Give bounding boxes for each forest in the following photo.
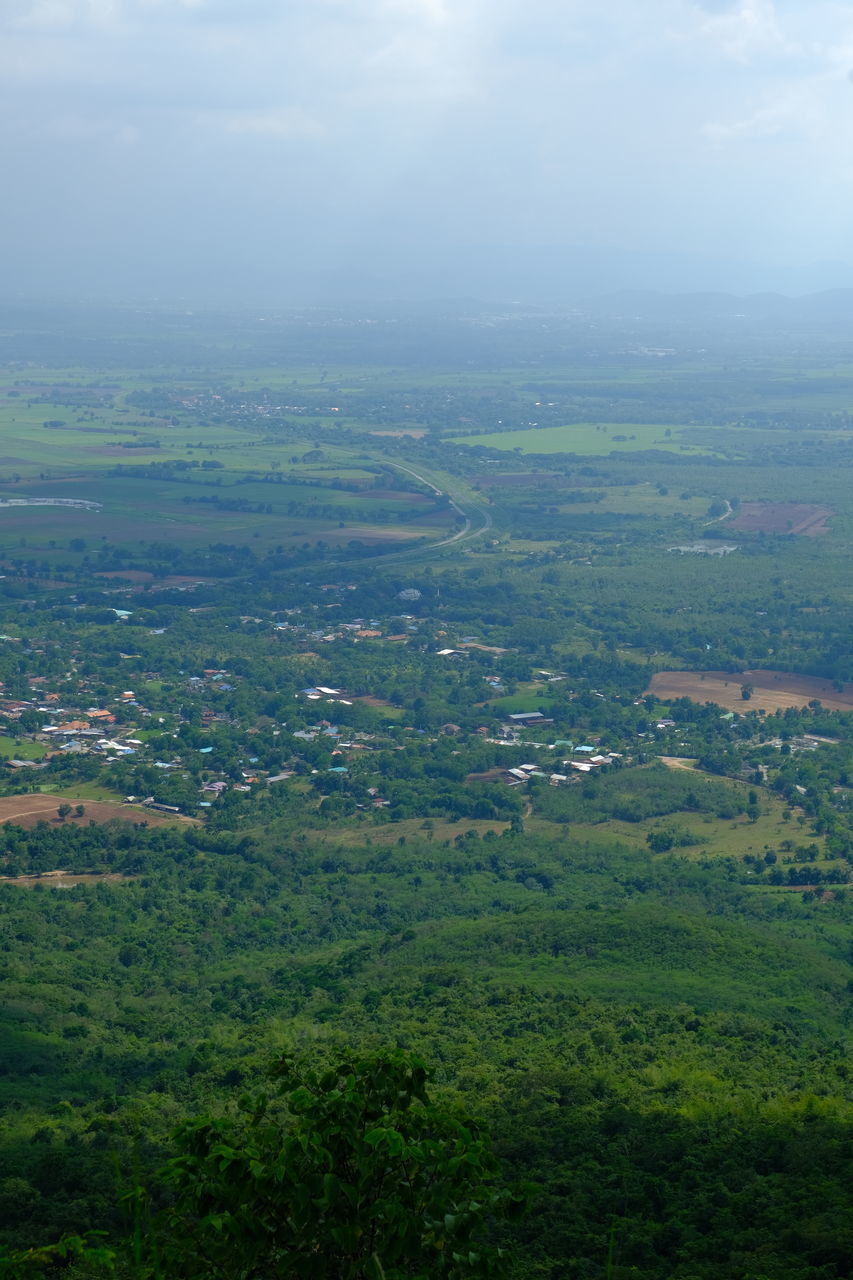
[0,302,850,1279]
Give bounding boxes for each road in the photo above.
[377,460,494,560]
[703,498,732,527]
[289,457,494,573]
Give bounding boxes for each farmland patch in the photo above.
[726,502,833,536]
[645,669,853,713]
[452,422,717,456]
[0,794,188,828]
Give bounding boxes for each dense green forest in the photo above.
[0,304,850,1278]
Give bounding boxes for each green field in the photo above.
[0,736,49,760]
[0,399,455,562]
[452,422,718,455]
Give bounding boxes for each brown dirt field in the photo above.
[0,795,187,828]
[646,669,853,713]
[727,502,833,536]
[353,695,395,707]
[0,871,137,888]
[659,756,698,770]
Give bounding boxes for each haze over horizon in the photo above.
[4,0,853,304]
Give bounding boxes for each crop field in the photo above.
[451,422,718,455]
[0,452,452,562]
[0,374,457,558]
[726,502,834,536]
[646,669,853,712]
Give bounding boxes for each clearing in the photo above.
[0,794,188,827]
[0,871,137,888]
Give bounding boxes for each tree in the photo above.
[150,1050,525,1279]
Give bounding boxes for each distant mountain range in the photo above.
[6,240,853,312]
[578,288,853,323]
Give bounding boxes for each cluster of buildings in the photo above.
[504,747,622,787]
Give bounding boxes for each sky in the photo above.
[4,0,853,301]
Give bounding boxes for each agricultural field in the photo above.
[451,421,716,455]
[726,501,834,536]
[0,793,183,828]
[0,373,460,566]
[646,669,853,713]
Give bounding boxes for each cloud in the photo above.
[695,0,792,61]
[3,0,853,296]
[9,0,122,29]
[219,108,326,139]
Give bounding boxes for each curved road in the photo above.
[380,460,493,559]
[292,457,494,573]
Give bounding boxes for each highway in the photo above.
[382,460,493,557]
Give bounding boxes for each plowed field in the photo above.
[727,503,832,536]
[645,669,853,713]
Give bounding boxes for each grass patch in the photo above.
[0,736,50,760]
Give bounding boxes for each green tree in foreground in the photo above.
[150,1049,525,1280]
[1,1051,524,1279]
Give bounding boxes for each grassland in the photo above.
[0,736,50,760]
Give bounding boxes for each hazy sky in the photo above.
[4,0,853,300]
